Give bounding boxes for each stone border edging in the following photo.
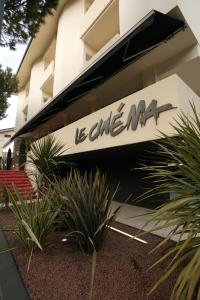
[0,228,30,300]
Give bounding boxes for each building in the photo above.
[0,127,14,169]
[9,0,200,207]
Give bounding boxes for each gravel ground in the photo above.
[0,209,180,300]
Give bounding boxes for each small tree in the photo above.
[19,140,27,170]
[0,65,18,120]
[6,148,12,170]
[1,0,59,50]
[0,0,59,120]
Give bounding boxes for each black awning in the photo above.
[11,10,184,142]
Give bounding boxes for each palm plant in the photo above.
[140,102,200,300]
[27,134,67,187]
[50,169,121,253]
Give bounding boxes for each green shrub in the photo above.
[18,140,27,170]
[51,169,121,253]
[141,103,200,300]
[0,184,9,210]
[5,186,59,254]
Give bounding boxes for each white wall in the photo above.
[149,0,177,14]
[53,0,85,95]
[119,0,180,35]
[15,90,27,132]
[178,0,200,44]
[119,0,149,35]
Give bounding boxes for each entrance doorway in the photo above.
[62,141,169,209]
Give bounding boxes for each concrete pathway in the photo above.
[0,229,30,300]
[112,201,178,241]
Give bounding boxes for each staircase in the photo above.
[0,170,36,201]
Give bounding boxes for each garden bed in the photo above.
[0,209,179,300]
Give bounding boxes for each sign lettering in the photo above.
[75,100,176,145]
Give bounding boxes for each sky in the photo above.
[0,44,26,130]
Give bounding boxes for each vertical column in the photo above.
[53,0,85,96]
[142,65,157,88]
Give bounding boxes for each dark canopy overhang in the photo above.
[11,10,185,143]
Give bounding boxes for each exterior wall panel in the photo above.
[52,74,200,156]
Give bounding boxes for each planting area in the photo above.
[0,210,180,300]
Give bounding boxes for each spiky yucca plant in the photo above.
[46,169,120,300]
[4,186,59,255]
[27,134,66,183]
[141,103,200,300]
[51,169,121,253]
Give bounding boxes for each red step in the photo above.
[0,170,36,200]
[0,182,33,187]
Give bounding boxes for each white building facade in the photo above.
[12,0,200,207]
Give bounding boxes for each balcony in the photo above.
[81,0,119,44]
[81,0,114,37]
[84,33,120,66]
[41,60,54,96]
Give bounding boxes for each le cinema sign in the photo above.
[75,100,176,145]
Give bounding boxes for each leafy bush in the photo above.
[141,103,200,300]
[5,186,58,254]
[51,169,121,253]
